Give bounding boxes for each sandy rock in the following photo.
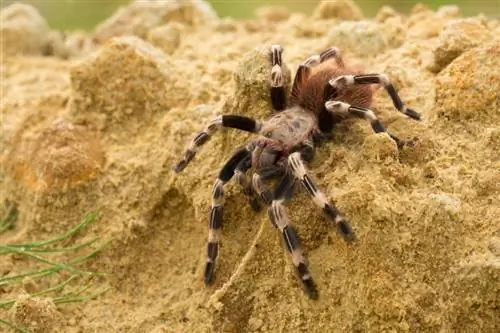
[213,17,239,33]
[0,57,70,105]
[361,133,399,162]
[430,18,493,72]
[445,255,500,332]
[435,40,500,121]
[247,317,264,331]
[289,14,331,38]
[69,36,186,140]
[436,5,461,18]
[406,4,451,39]
[473,168,500,197]
[410,3,431,15]
[0,3,51,56]
[375,5,399,23]
[93,0,218,43]
[255,5,291,22]
[9,293,62,333]
[312,0,364,20]
[327,20,404,58]
[399,136,437,166]
[428,193,461,214]
[490,18,500,31]
[147,22,184,55]
[5,118,103,193]
[63,31,96,58]
[22,276,39,294]
[482,127,500,152]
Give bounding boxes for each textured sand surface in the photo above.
[1,1,499,332]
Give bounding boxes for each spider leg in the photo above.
[325,101,414,149]
[291,47,344,105]
[287,152,356,243]
[325,73,421,120]
[204,147,252,285]
[273,168,296,202]
[252,171,275,205]
[295,136,315,162]
[268,174,319,299]
[269,44,287,111]
[255,165,285,181]
[251,164,299,204]
[290,60,313,105]
[234,154,261,212]
[174,115,262,172]
[319,47,345,67]
[250,144,285,204]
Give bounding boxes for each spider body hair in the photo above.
[256,108,316,156]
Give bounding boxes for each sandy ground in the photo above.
[1,1,499,332]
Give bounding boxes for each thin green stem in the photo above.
[53,287,111,305]
[31,275,78,297]
[7,212,98,249]
[0,277,109,310]
[0,318,31,333]
[0,250,87,275]
[0,238,99,255]
[0,203,18,233]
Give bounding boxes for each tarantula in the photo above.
[174,44,420,299]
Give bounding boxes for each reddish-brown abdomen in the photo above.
[298,62,373,114]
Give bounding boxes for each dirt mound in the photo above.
[1,1,499,332]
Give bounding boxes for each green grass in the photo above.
[0,318,30,333]
[0,210,110,333]
[0,202,18,233]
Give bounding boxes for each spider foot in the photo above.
[297,263,319,300]
[391,134,419,150]
[204,261,215,285]
[173,161,186,173]
[312,131,333,146]
[260,190,273,205]
[321,200,356,243]
[335,218,356,243]
[249,197,262,211]
[174,151,195,173]
[404,107,421,121]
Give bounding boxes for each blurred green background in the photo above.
[1,0,499,30]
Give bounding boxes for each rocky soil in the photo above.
[1,0,499,332]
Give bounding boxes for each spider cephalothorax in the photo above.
[174,44,420,299]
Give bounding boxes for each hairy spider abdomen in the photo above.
[299,61,373,115]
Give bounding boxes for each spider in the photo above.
[174,44,421,299]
